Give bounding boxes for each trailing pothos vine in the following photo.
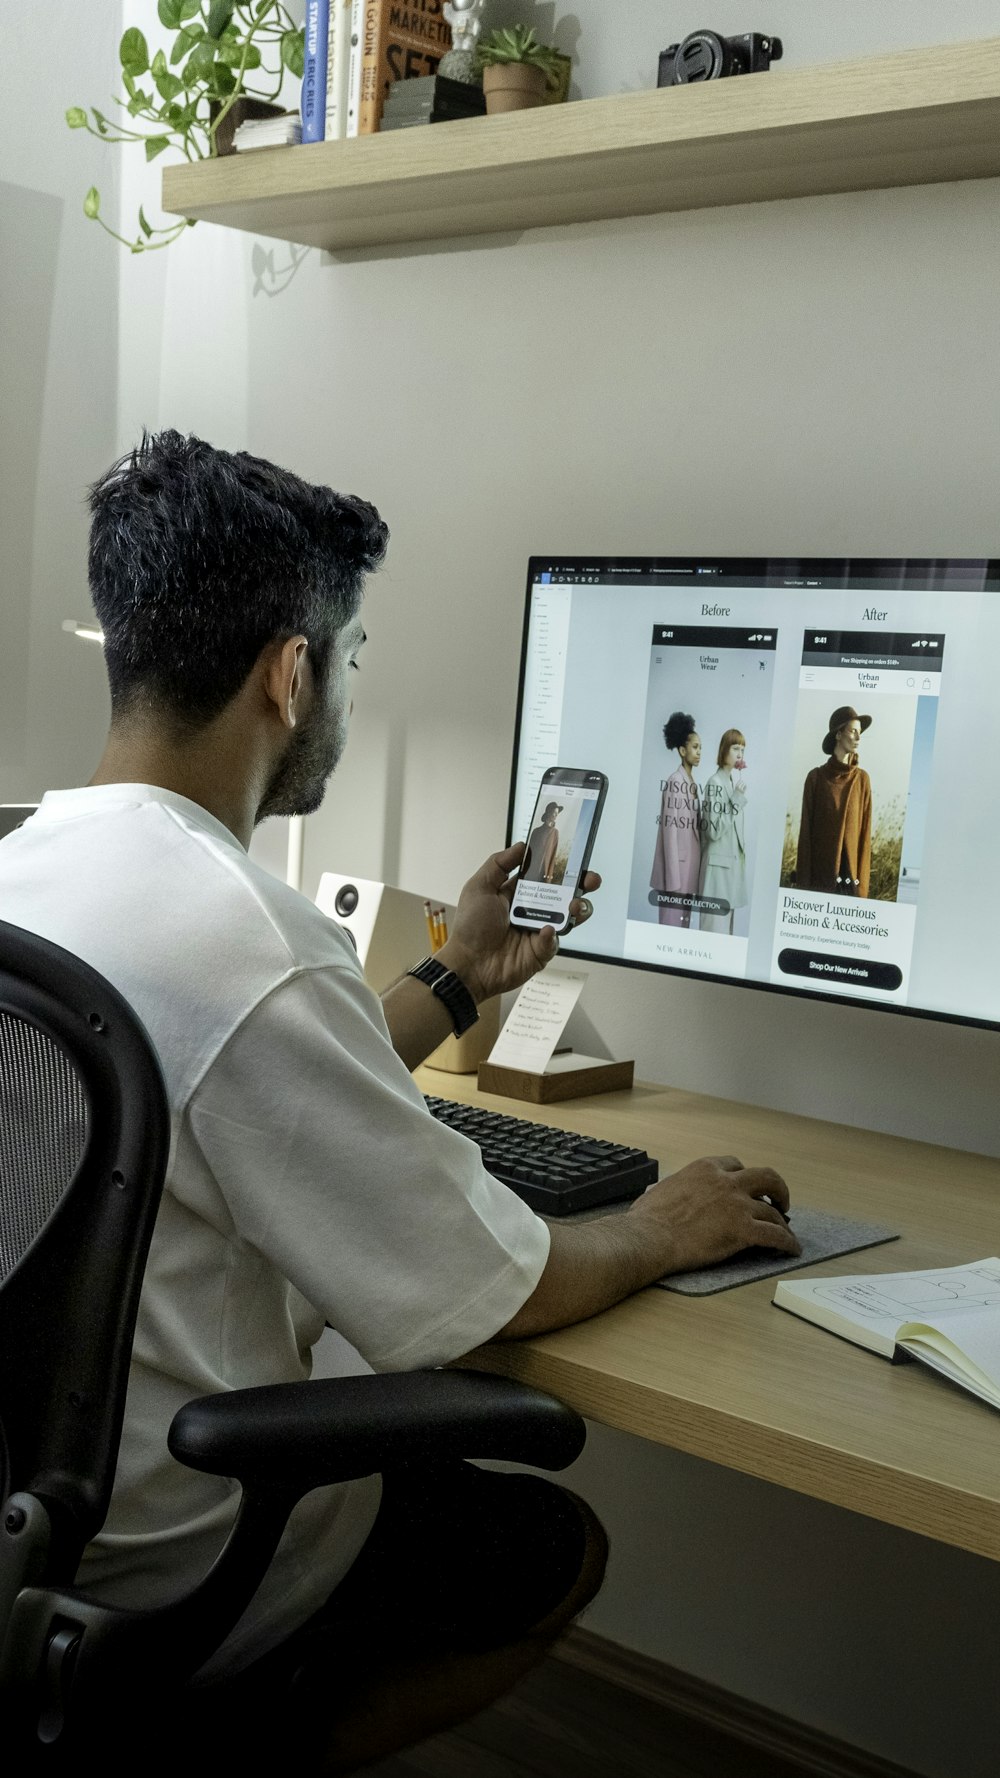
[66,1,305,253]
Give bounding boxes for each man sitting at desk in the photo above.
[0,432,798,1771]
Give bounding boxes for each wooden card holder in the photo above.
[477,1052,634,1105]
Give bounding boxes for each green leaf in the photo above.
[206,1,236,37]
[209,64,237,95]
[155,68,184,101]
[145,135,171,160]
[171,21,205,63]
[219,39,260,68]
[91,108,111,135]
[127,90,155,117]
[185,40,219,81]
[161,0,201,24]
[120,28,150,76]
[83,187,101,219]
[65,106,88,129]
[152,48,168,77]
[281,29,304,78]
[138,206,153,238]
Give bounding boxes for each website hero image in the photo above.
[770,629,943,1004]
[625,625,777,977]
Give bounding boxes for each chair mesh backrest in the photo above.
[0,1012,90,1284]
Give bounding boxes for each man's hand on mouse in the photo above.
[625,1154,801,1274]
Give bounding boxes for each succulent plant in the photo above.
[474,25,563,86]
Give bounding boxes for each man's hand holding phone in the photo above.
[436,842,601,1005]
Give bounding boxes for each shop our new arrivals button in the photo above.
[778,949,903,992]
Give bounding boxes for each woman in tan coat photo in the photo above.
[796,705,872,897]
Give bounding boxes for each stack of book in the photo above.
[380,73,486,132]
[233,112,301,152]
[303,0,461,142]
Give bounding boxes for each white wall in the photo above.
[1,7,122,801]
[7,3,1000,1772]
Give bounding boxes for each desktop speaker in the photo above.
[315,872,441,992]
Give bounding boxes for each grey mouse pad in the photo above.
[656,1207,899,1295]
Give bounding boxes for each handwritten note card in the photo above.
[486,972,587,1075]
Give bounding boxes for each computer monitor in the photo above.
[507,558,1000,1032]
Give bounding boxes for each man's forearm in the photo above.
[495,1214,669,1339]
[380,970,458,1071]
[381,938,485,1070]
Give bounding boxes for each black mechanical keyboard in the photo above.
[424,1095,659,1216]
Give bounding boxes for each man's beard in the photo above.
[255,700,347,823]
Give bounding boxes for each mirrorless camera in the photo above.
[658,29,783,86]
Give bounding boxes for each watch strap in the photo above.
[406,955,479,1037]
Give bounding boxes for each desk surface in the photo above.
[414,1064,1000,1563]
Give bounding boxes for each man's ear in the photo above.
[264,635,310,730]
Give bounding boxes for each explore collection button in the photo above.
[778,949,903,992]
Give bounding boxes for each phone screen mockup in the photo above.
[510,769,608,933]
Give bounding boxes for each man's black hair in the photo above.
[664,711,697,751]
[87,430,389,732]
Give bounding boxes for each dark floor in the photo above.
[365,1652,815,1778]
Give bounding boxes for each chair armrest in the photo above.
[168,1369,585,1489]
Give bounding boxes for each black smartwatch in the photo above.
[406,955,479,1036]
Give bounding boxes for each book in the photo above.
[380,108,473,129]
[381,105,481,131]
[324,0,353,140]
[301,0,329,143]
[774,1258,1000,1411]
[233,113,302,151]
[357,0,454,136]
[345,0,366,137]
[383,73,484,115]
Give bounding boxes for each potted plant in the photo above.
[474,25,564,115]
[65,1,304,253]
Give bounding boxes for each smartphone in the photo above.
[510,768,609,934]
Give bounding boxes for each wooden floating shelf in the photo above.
[162,36,1000,254]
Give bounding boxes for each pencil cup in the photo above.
[425,996,502,1074]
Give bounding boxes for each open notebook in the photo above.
[774,1258,1000,1412]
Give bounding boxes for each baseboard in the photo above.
[555,1628,919,1778]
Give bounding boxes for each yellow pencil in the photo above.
[424,899,438,951]
[436,907,449,947]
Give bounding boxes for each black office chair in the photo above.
[0,920,586,1766]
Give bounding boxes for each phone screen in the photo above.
[510,769,607,932]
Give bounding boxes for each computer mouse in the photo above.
[759,1193,791,1225]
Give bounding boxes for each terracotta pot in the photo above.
[210,96,288,157]
[481,62,548,114]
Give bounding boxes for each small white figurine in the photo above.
[440,0,486,83]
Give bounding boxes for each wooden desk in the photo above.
[415,1066,1000,1562]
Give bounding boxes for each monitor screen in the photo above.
[507,558,1000,1031]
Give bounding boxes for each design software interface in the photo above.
[508,558,1000,1028]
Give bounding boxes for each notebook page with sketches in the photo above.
[775,1259,1000,1410]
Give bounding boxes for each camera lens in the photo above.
[674,31,726,82]
[334,884,359,917]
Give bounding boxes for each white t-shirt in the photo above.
[0,785,550,1673]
